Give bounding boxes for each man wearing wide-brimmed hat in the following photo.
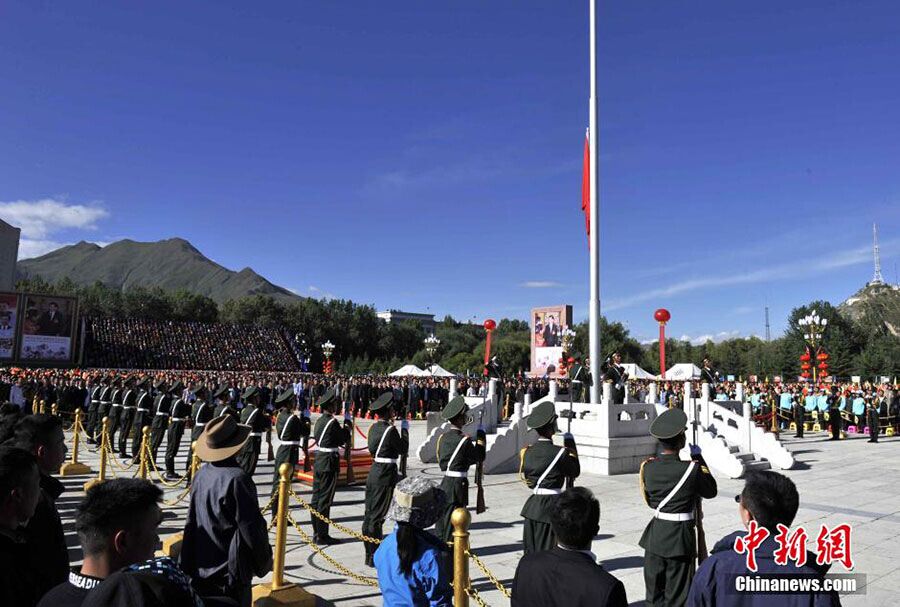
[372,476,452,605]
[310,388,351,545]
[180,414,272,607]
[361,391,410,567]
[519,400,580,553]
[433,395,485,545]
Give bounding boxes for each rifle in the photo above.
[398,411,408,478]
[266,425,274,462]
[345,408,355,485]
[302,408,311,472]
[565,381,578,489]
[475,410,486,514]
[693,395,708,565]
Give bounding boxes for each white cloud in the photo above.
[0,198,110,260]
[732,305,755,315]
[308,286,320,293]
[678,330,742,345]
[520,281,562,288]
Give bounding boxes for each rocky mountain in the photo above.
[16,238,302,304]
[838,281,900,337]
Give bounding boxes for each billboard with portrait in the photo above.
[0,293,19,360]
[18,294,78,363]
[530,305,573,378]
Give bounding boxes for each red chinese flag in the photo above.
[581,127,590,242]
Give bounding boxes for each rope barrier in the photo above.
[288,488,382,545]
[286,513,381,588]
[466,549,511,598]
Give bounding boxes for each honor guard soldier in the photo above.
[95,376,114,442]
[793,390,805,438]
[601,352,628,405]
[434,396,486,545]
[866,396,880,443]
[699,357,720,389]
[569,354,592,403]
[185,384,214,479]
[311,389,351,545]
[237,386,270,476]
[213,385,238,420]
[639,408,717,607]
[164,384,191,480]
[827,386,842,441]
[362,392,410,567]
[85,375,104,444]
[149,381,178,462]
[106,378,124,446]
[132,379,154,458]
[117,376,138,458]
[270,387,308,506]
[519,401,579,553]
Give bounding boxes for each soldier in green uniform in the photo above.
[639,407,717,607]
[237,386,270,476]
[519,401,579,553]
[213,384,237,420]
[434,396,486,544]
[311,388,351,545]
[569,354,592,403]
[164,383,191,480]
[117,376,139,458]
[185,384,215,480]
[270,387,309,512]
[149,381,179,462]
[106,378,123,447]
[95,376,113,442]
[361,391,410,567]
[131,378,153,458]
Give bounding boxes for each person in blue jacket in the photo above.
[687,471,840,607]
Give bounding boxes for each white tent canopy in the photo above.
[622,363,655,380]
[389,364,426,377]
[422,364,456,377]
[660,363,702,381]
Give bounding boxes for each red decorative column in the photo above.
[654,308,671,379]
[482,319,496,376]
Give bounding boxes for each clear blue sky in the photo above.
[1,1,898,344]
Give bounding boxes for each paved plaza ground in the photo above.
[57,419,898,606]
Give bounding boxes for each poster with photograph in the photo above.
[0,293,19,360]
[18,294,77,362]
[530,305,573,378]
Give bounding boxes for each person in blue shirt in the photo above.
[373,476,452,607]
[687,471,840,607]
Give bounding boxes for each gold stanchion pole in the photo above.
[51,403,58,417]
[61,408,92,476]
[84,417,109,491]
[252,463,317,606]
[139,426,151,480]
[190,440,201,480]
[771,397,777,433]
[452,507,471,607]
[39,400,47,415]
[32,396,39,414]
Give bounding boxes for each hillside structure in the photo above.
[0,219,20,291]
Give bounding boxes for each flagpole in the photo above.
[588,0,602,404]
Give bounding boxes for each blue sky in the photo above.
[1,0,899,344]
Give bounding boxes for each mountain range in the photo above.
[16,238,302,304]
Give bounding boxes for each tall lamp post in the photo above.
[654,309,671,379]
[482,319,496,376]
[798,312,828,383]
[322,340,335,375]
[424,334,441,371]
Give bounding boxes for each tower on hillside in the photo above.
[765,306,771,342]
[869,222,884,286]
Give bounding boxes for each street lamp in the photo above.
[797,311,828,382]
[322,340,335,374]
[424,334,440,369]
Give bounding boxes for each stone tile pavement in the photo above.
[57,418,898,606]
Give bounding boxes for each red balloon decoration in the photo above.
[483,319,497,332]
[654,308,671,323]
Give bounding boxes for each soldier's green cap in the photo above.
[317,388,337,409]
[153,380,165,390]
[275,387,294,404]
[650,408,687,440]
[168,381,184,394]
[526,401,557,430]
[136,377,149,389]
[242,386,258,400]
[370,391,394,412]
[441,396,467,421]
[213,384,229,399]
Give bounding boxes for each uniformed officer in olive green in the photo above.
[361,391,410,567]
[311,388,351,545]
[131,378,153,458]
[117,376,139,458]
[270,387,309,508]
[213,384,237,420]
[149,381,179,462]
[519,401,579,553]
[95,376,114,441]
[434,396,486,544]
[639,407,717,607]
[106,378,124,447]
[164,382,191,480]
[185,384,215,480]
[569,353,592,402]
[237,386,270,476]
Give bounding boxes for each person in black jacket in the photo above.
[512,486,627,607]
[0,446,43,607]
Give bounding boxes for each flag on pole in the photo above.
[581,127,590,243]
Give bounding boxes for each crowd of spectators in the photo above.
[85,317,298,371]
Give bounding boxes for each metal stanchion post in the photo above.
[139,426,151,480]
[51,403,58,417]
[190,441,201,480]
[452,507,471,607]
[85,417,109,491]
[252,463,317,606]
[39,400,47,415]
[61,408,92,476]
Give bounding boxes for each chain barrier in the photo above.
[467,585,490,607]
[162,483,191,507]
[259,492,278,515]
[466,549,511,599]
[104,435,137,472]
[288,488,382,545]
[143,441,189,488]
[286,513,380,588]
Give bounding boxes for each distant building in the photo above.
[0,219,20,291]
[377,309,436,335]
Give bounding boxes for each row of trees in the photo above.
[14,277,900,377]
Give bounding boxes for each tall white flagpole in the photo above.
[588,0,602,404]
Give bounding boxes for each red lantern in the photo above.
[817,352,829,361]
[801,362,811,371]
[801,371,811,378]
[818,362,829,370]
[483,319,497,332]
[654,308,671,323]
[800,352,811,362]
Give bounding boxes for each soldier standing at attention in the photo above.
[164,384,191,480]
[131,379,153,458]
[434,395,486,545]
[149,381,178,463]
[519,401,580,553]
[311,388,351,545]
[601,352,628,405]
[213,384,237,420]
[237,386,270,476]
[106,378,123,447]
[639,408,717,607]
[117,376,138,459]
[827,386,842,441]
[270,387,308,511]
[362,392,410,567]
[793,389,805,438]
[866,396,880,443]
[185,384,214,479]
[95,376,113,443]
[699,357,720,390]
[85,375,103,444]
